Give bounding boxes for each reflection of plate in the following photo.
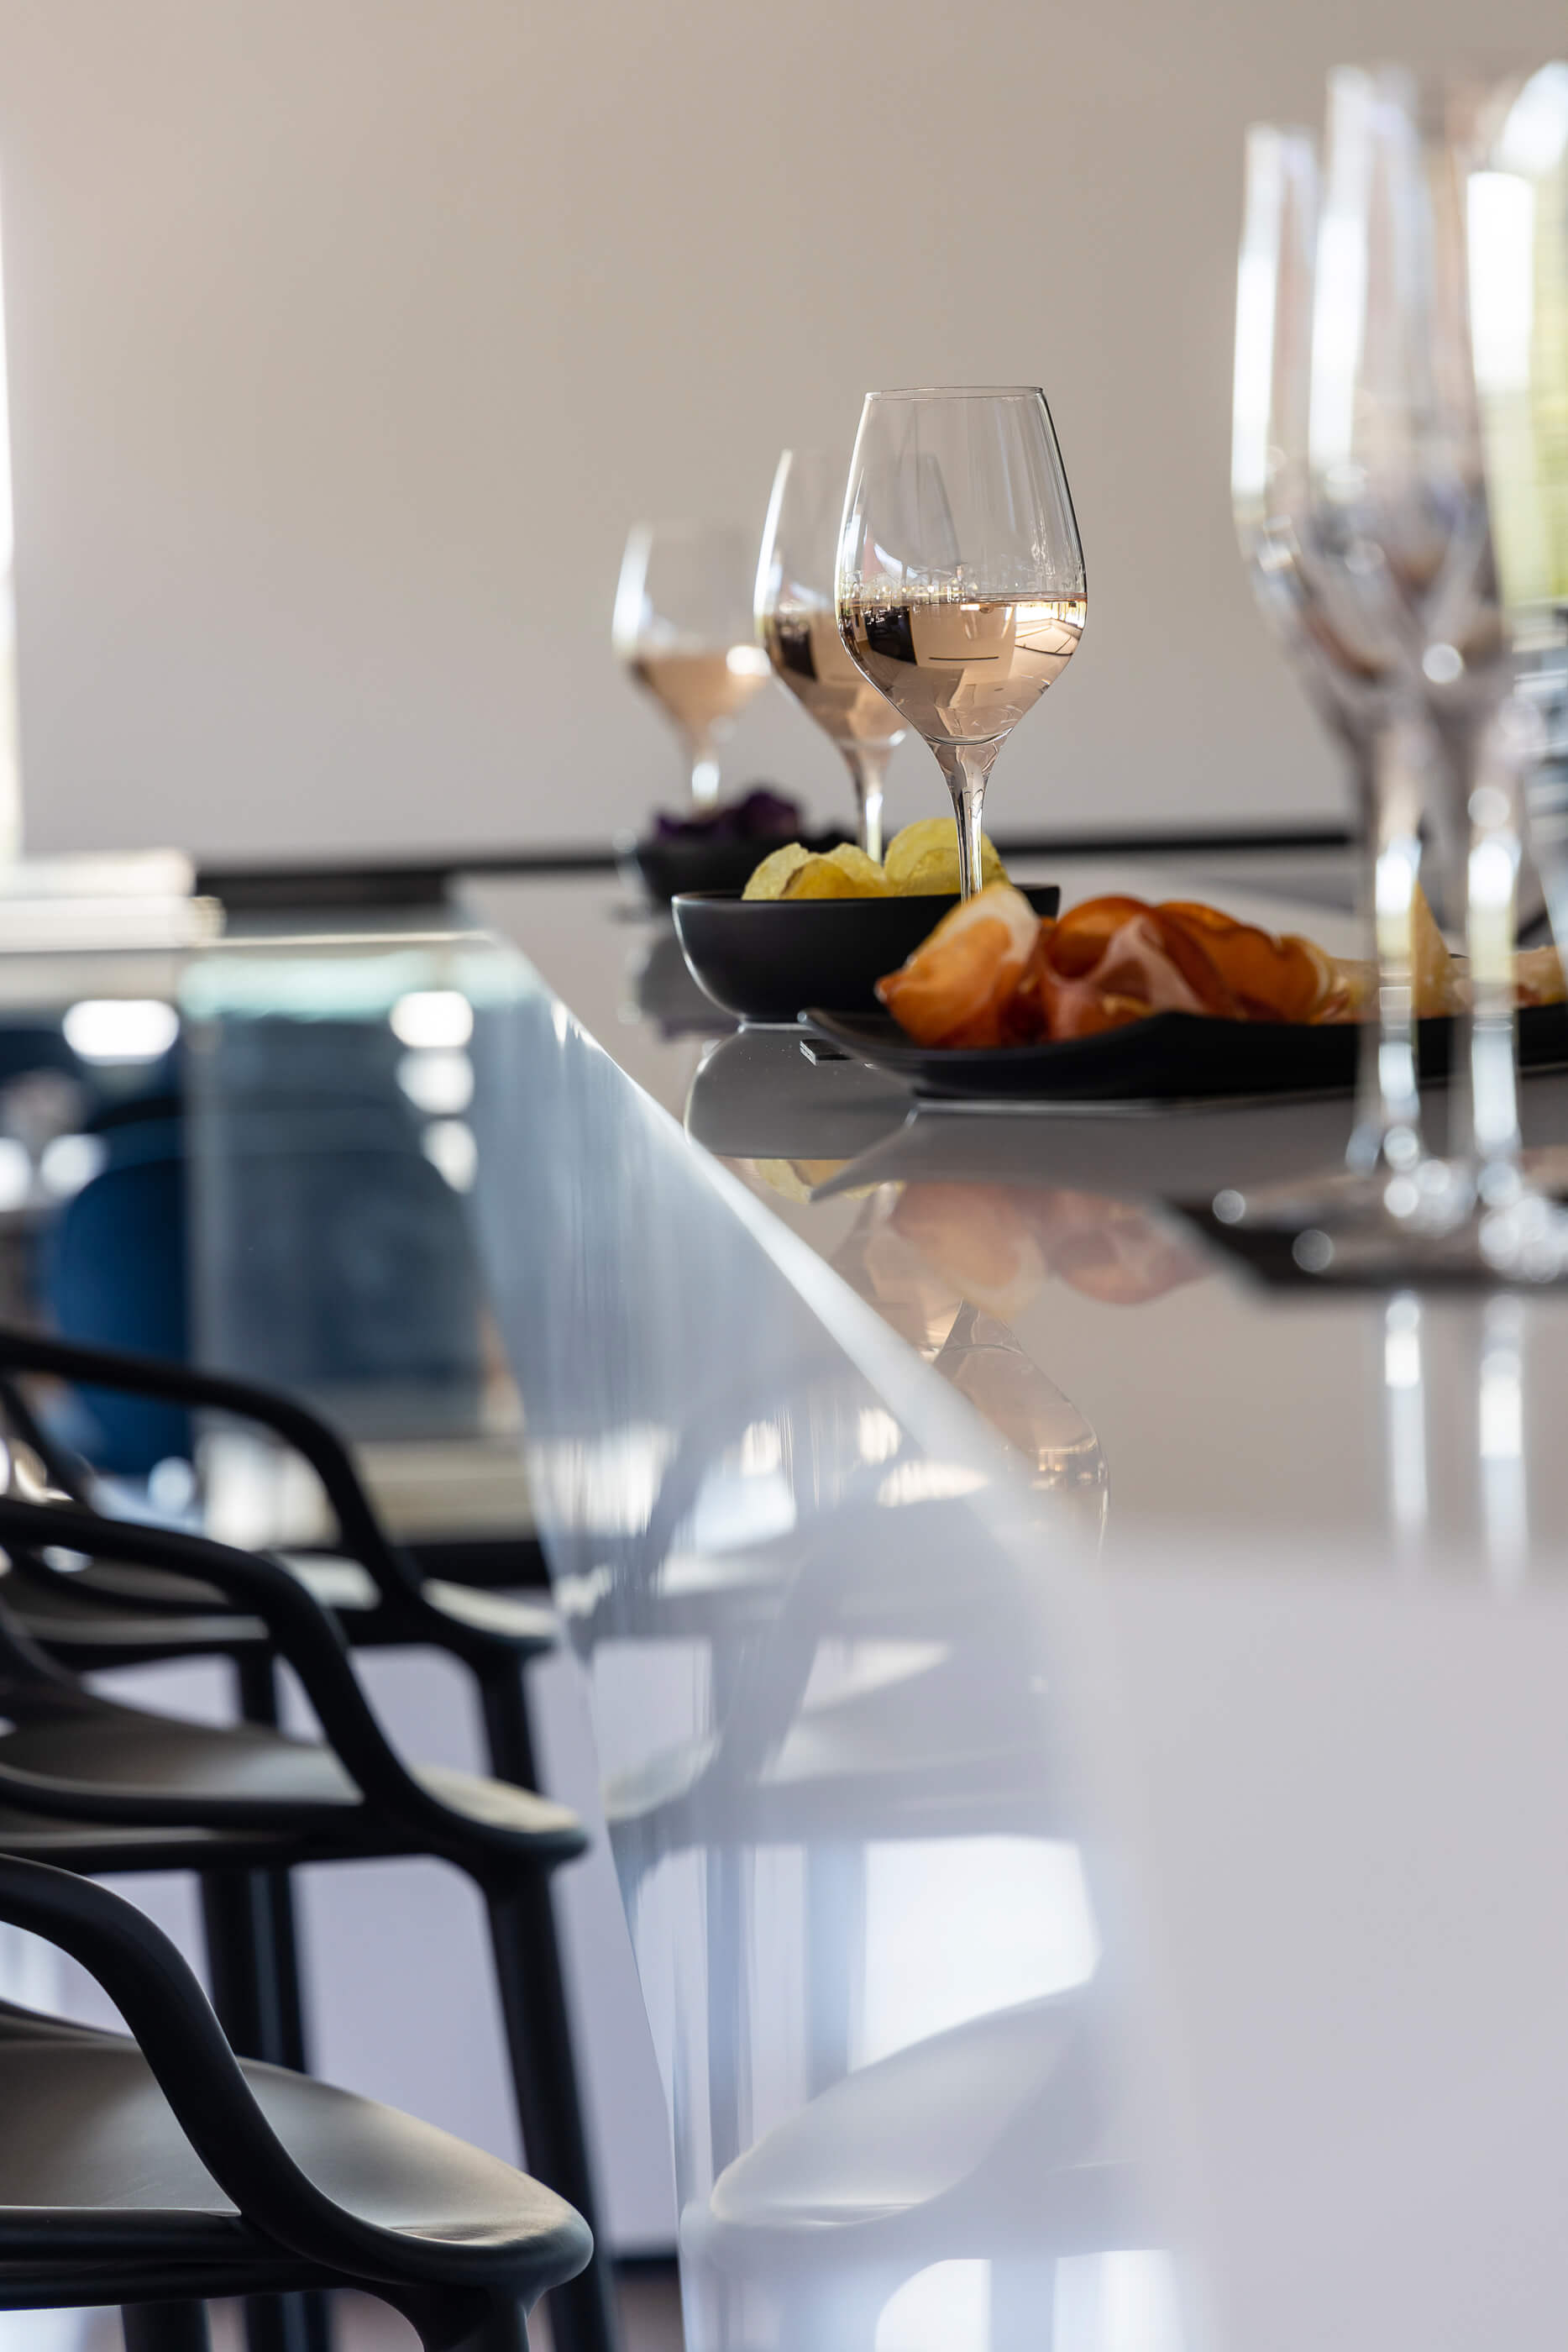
[674,885,1061,1024]
[806,1092,1364,1208]
[684,1027,910,1160]
[803,1002,1568,1105]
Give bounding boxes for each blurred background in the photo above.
[2,0,1563,864]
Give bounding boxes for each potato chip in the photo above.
[742,843,813,900]
[780,853,874,900]
[884,818,1006,896]
[819,843,891,895]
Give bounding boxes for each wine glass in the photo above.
[1221,71,1568,1272]
[613,522,772,807]
[835,389,1086,900]
[1222,118,1447,1238]
[1496,68,1568,964]
[1298,63,1568,1274]
[1460,62,1568,1269]
[755,449,906,861]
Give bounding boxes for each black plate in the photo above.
[800,1000,1568,1104]
[672,884,1062,1023]
[627,826,850,906]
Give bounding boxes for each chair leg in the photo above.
[485,1880,619,2352]
[200,1867,331,2352]
[197,1654,328,2352]
[227,1650,314,2073]
[477,1656,543,1791]
[382,2286,527,2352]
[227,2300,333,2352]
[122,2300,212,2352]
[200,1862,311,2074]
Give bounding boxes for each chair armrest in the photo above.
[0,1854,590,2297]
[0,1373,93,1504]
[0,1326,417,1604]
[0,1494,533,1868]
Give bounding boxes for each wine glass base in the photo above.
[1214,1156,1568,1285]
[1211,1158,1470,1245]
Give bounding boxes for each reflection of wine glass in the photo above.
[836,389,1086,900]
[755,449,906,861]
[613,522,771,807]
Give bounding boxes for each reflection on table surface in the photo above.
[469,869,1568,1573]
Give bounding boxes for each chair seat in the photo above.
[417,1579,559,1653]
[0,1568,269,1660]
[0,1703,363,1820]
[6,1553,559,1661]
[0,1700,585,1856]
[0,2004,590,2298]
[412,1761,582,1848]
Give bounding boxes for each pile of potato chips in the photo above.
[742,818,1008,901]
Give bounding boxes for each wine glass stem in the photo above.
[842,745,891,864]
[690,740,721,808]
[934,741,1000,900]
[1346,711,1431,1179]
[1466,710,1525,1203]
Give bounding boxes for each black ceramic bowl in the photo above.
[627,826,851,906]
[671,883,1061,1023]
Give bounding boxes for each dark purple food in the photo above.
[652,787,803,845]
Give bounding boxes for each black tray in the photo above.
[800,1000,1568,1105]
[674,883,1061,1023]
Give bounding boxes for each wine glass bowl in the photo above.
[756,449,906,860]
[614,522,772,808]
[835,387,1086,898]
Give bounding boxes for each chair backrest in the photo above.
[43,1034,487,1474]
[43,1115,191,1475]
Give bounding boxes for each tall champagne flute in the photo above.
[1303,64,1568,1273]
[1460,62,1568,1270]
[835,389,1086,900]
[1496,67,1568,972]
[613,522,771,807]
[755,449,906,860]
[1222,120,1445,1236]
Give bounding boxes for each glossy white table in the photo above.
[467,867,1568,2352]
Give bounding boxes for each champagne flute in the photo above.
[1460,62,1568,1270]
[1502,69,1568,990]
[1302,64,1568,1273]
[755,449,906,861]
[613,522,772,808]
[835,389,1086,900]
[1222,119,1447,1236]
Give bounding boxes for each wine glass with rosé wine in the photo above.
[836,388,1086,900]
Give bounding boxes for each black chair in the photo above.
[0,1326,558,1798]
[0,1488,617,2352]
[0,1332,595,2313]
[0,1852,591,2352]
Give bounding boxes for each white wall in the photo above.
[0,0,1560,861]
